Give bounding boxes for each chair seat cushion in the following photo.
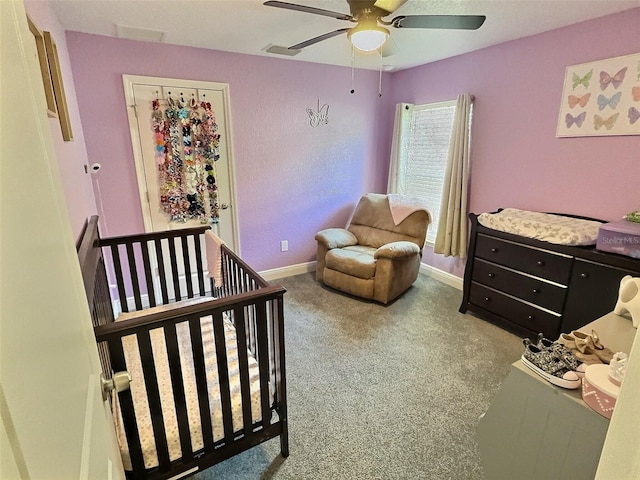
[325,245,376,279]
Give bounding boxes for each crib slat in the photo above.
[164,324,193,459]
[193,234,206,297]
[228,258,237,296]
[111,244,129,313]
[140,241,156,308]
[109,338,146,474]
[220,254,229,296]
[154,239,169,305]
[273,294,289,456]
[247,304,257,353]
[126,242,143,311]
[188,316,214,451]
[255,301,272,426]
[137,331,172,470]
[233,305,253,433]
[212,311,234,440]
[167,238,182,301]
[181,236,194,299]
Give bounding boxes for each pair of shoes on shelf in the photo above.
[558,330,614,364]
[521,335,584,389]
[536,333,587,377]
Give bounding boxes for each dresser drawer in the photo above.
[471,259,567,313]
[469,283,561,337]
[475,234,572,284]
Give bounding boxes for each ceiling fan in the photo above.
[263,0,486,54]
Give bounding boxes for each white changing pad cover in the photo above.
[114,314,266,471]
[477,208,602,246]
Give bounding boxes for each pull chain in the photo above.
[378,49,383,98]
[350,45,355,94]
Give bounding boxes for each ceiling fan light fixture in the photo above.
[347,20,389,52]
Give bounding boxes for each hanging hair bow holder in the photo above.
[152,89,222,224]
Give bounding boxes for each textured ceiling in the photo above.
[50,0,640,71]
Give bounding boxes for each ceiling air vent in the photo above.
[115,24,166,43]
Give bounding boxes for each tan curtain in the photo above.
[387,103,412,193]
[434,93,473,258]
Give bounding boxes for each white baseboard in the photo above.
[259,261,316,282]
[259,260,463,291]
[419,263,463,290]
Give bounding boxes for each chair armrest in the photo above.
[315,228,358,249]
[374,241,420,259]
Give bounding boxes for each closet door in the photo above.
[123,75,239,251]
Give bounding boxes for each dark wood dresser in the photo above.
[460,212,640,339]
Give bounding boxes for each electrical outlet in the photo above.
[280,240,288,252]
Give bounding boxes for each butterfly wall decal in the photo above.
[597,92,622,111]
[600,67,627,90]
[567,93,591,108]
[306,99,329,128]
[559,53,640,136]
[565,112,586,128]
[572,69,593,90]
[594,113,620,131]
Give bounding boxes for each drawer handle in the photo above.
[532,288,540,294]
[490,247,498,253]
[487,272,495,278]
[527,315,535,320]
[537,260,545,266]
[484,297,491,302]
[581,272,589,279]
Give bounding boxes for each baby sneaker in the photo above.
[521,338,581,389]
[572,330,614,364]
[536,333,587,377]
[558,332,601,365]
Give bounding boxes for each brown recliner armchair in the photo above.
[315,193,430,304]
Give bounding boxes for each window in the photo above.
[395,101,457,245]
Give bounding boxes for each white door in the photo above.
[0,2,124,479]
[123,75,239,252]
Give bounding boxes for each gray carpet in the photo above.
[195,272,522,480]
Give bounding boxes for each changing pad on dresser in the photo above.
[477,208,603,246]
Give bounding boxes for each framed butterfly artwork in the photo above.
[556,52,640,137]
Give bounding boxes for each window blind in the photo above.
[403,101,456,245]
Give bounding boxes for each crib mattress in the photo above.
[114,315,265,471]
[477,208,602,246]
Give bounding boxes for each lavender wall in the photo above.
[387,8,640,278]
[24,0,97,239]
[65,32,392,270]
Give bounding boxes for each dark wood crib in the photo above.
[77,216,288,479]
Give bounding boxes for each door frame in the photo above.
[122,74,240,253]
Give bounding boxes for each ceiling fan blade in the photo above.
[392,15,486,30]
[289,28,350,50]
[263,1,353,21]
[373,0,407,15]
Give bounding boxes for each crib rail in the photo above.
[94,285,286,478]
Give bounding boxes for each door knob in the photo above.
[221,203,230,210]
[101,371,132,401]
